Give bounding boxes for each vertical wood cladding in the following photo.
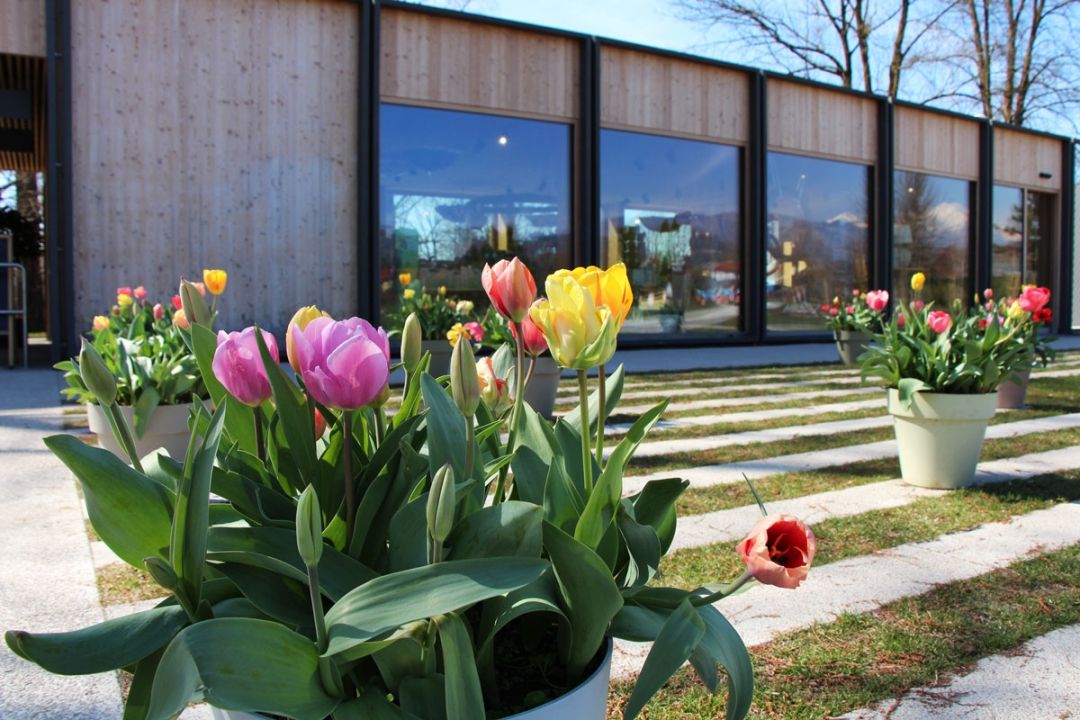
[994,127,1063,191]
[895,106,980,180]
[70,0,359,334]
[0,0,46,57]
[767,79,877,163]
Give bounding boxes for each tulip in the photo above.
[398,272,412,286]
[845,305,854,314]
[555,263,634,330]
[911,299,925,312]
[819,304,830,313]
[456,300,475,316]
[512,309,549,357]
[288,316,390,410]
[117,292,133,309]
[111,305,121,316]
[426,464,456,549]
[133,286,147,301]
[450,335,480,418]
[983,288,994,300]
[1018,285,1050,313]
[172,308,190,329]
[92,315,111,332]
[79,338,117,406]
[116,286,132,297]
[464,321,485,342]
[896,311,906,328]
[529,273,617,370]
[203,269,228,296]
[829,308,838,316]
[403,288,416,301]
[313,407,327,439]
[852,289,861,297]
[401,312,422,373]
[212,327,278,406]
[286,305,332,374]
[438,286,447,297]
[193,282,207,296]
[482,257,537,323]
[152,304,164,321]
[171,294,183,310]
[446,322,471,348]
[865,289,889,312]
[295,485,323,567]
[1007,300,1025,323]
[736,514,816,589]
[179,279,211,326]
[477,356,512,415]
[927,310,952,334]
[1034,307,1053,324]
[910,272,926,292]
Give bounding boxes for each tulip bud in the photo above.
[426,463,456,545]
[79,338,117,406]
[296,485,324,566]
[286,305,331,373]
[450,335,480,418]
[179,279,211,327]
[144,557,180,591]
[401,312,422,373]
[313,407,327,439]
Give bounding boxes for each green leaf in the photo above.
[324,558,548,658]
[399,676,447,720]
[420,374,466,480]
[147,618,339,720]
[615,501,662,590]
[623,599,706,720]
[336,689,424,720]
[255,328,319,488]
[170,402,226,609]
[5,606,188,675]
[542,521,623,677]
[211,467,295,526]
[447,501,542,560]
[509,445,548,505]
[212,562,312,628]
[630,478,689,555]
[695,604,754,720]
[132,386,161,440]
[122,647,164,720]
[436,613,485,720]
[897,377,932,406]
[44,434,173,568]
[562,364,625,431]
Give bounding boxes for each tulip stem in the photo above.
[464,419,475,481]
[494,322,527,505]
[577,370,593,494]
[253,406,265,465]
[690,570,754,607]
[105,401,144,473]
[342,412,356,548]
[594,364,606,465]
[523,356,537,395]
[306,563,328,653]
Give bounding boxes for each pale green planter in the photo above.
[887,389,998,489]
[86,400,204,462]
[422,339,452,377]
[523,355,562,419]
[997,368,1031,409]
[834,330,871,367]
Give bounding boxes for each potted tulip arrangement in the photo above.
[395,272,478,376]
[859,274,1033,489]
[973,285,1056,409]
[819,288,887,366]
[54,271,225,462]
[7,258,813,720]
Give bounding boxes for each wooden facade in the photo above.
[994,127,1063,192]
[767,80,877,164]
[0,0,46,58]
[895,106,980,180]
[68,0,361,334]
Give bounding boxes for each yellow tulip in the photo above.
[403,288,416,301]
[399,272,412,286]
[92,315,111,332]
[1007,300,1025,323]
[910,272,926,292]
[286,305,331,373]
[117,292,133,309]
[554,263,634,330]
[529,273,617,370]
[203,268,228,296]
[438,286,447,297]
[446,322,468,348]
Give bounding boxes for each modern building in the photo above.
[1,0,1076,362]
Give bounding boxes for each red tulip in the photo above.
[511,308,549,357]
[865,290,889,312]
[313,407,327,439]
[927,310,952,334]
[152,303,164,321]
[171,294,183,310]
[1019,286,1050,313]
[737,514,816,589]
[116,286,132,297]
[1033,307,1053,325]
[482,258,537,323]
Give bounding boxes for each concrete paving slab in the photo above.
[606,398,885,435]
[615,385,881,417]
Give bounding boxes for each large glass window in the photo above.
[379,104,572,326]
[599,130,741,335]
[1025,190,1055,289]
[991,185,1024,298]
[766,153,870,332]
[893,172,971,305]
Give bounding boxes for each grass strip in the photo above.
[556,381,872,414]
[608,540,1080,720]
[659,470,1080,591]
[96,562,167,606]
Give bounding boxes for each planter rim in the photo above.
[86,398,208,435]
[886,388,998,421]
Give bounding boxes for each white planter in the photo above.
[523,355,562,419]
[887,389,998,489]
[997,368,1031,409]
[422,339,452,378]
[210,639,613,720]
[834,330,871,367]
[86,400,203,462]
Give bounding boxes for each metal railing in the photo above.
[0,262,28,368]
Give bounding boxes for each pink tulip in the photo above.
[133,286,147,301]
[845,305,854,314]
[983,288,994,300]
[736,514,816,590]
[829,308,838,316]
[896,311,906,328]
[482,258,537,323]
[464,321,485,342]
[852,289,861,297]
[288,316,389,410]
[116,286,132,297]
[865,290,889,312]
[212,327,278,406]
[927,310,952,334]
[512,308,549,357]
[911,299,925,312]
[152,303,164,321]
[1019,286,1050,312]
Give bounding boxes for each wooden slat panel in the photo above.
[0,53,45,172]
[0,0,46,58]
[71,0,359,335]
[994,127,1062,191]
[895,106,979,180]
[600,46,748,144]
[767,79,877,163]
[380,7,578,120]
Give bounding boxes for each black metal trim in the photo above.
[974,120,994,295]
[359,0,380,321]
[45,0,74,362]
[1059,141,1076,333]
[0,89,33,120]
[746,71,767,340]
[875,98,894,292]
[578,37,600,269]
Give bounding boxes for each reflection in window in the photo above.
[1025,191,1054,289]
[766,153,870,332]
[991,185,1024,298]
[893,172,971,305]
[600,130,741,334]
[379,104,572,326]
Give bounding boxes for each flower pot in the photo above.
[210,640,612,720]
[996,368,1031,409]
[658,313,683,333]
[422,339,452,377]
[523,356,562,419]
[887,389,998,489]
[834,330,871,367]
[86,400,205,462]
